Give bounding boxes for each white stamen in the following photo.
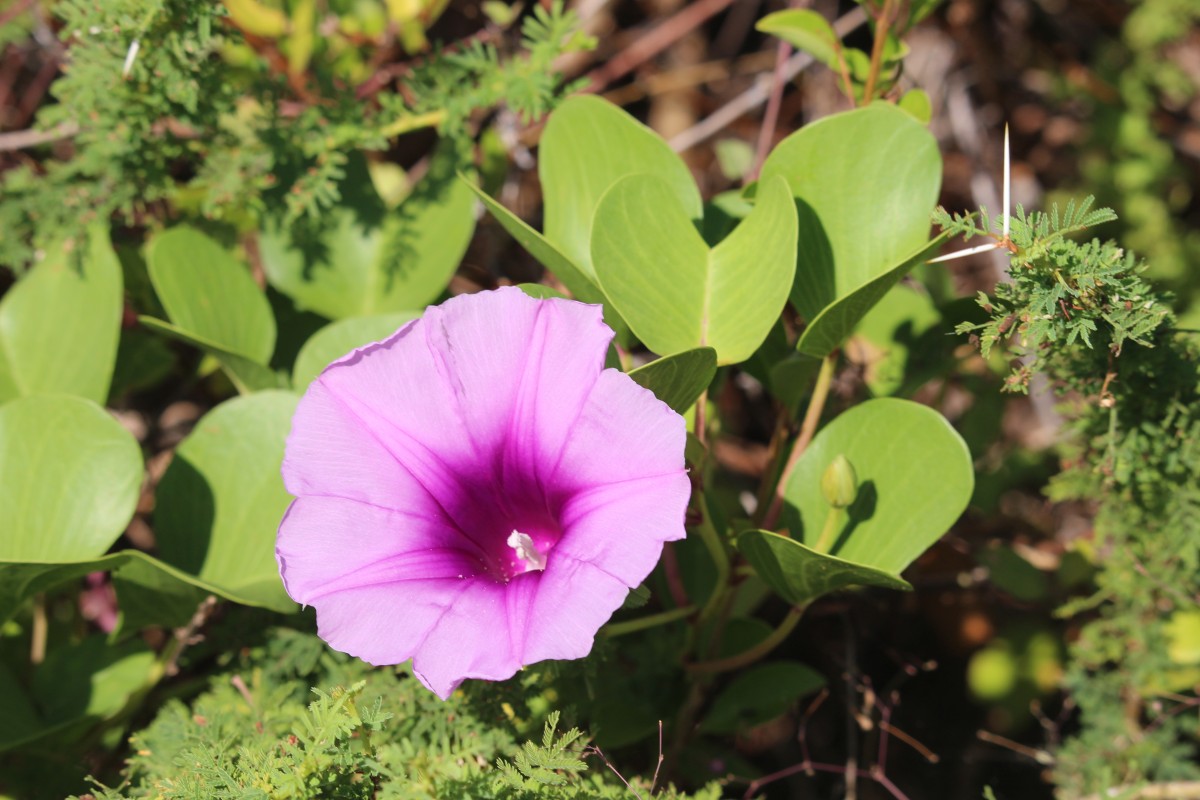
[122,39,140,78]
[507,530,546,572]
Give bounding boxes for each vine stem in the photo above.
[686,604,805,674]
[694,388,707,448]
[602,605,696,638]
[30,593,47,664]
[861,0,897,103]
[812,505,842,554]
[694,494,730,625]
[761,354,837,531]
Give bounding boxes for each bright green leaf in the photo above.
[782,398,973,575]
[540,95,703,281]
[33,635,156,727]
[0,226,122,405]
[0,550,282,630]
[260,147,475,319]
[467,181,633,343]
[146,225,276,363]
[795,233,950,358]
[849,283,942,396]
[627,347,717,414]
[154,391,299,612]
[591,175,797,364]
[466,180,601,304]
[292,312,419,387]
[761,103,942,355]
[0,395,141,562]
[756,9,841,70]
[898,88,932,124]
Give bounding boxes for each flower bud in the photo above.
[821,454,858,509]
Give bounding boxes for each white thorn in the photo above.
[1002,123,1011,239]
[927,242,1004,264]
[122,39,140,78]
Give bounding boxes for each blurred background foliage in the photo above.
[0,1,1198,799]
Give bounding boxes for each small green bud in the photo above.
[820,454,858,509]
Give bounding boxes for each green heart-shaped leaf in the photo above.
[540,95,703,281]
[0,395,141,562]
[292,311,419,387]
[796,232,950,358]
[627,347,717,414]
[783,397,973,575]
[466,181,600,304]
[467,181,632,343]
[154,390,299,612]
[738,529,911,606]
[147,225,277,363]
[591,175,797,365]
[756,9,841,70]
[760,104,942,355]
[0,226,123,405]
[260,147,475,319]
[850,283,942,396]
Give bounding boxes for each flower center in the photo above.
[506,529,547,573]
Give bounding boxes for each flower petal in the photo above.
[311,578,472,670]
[554,472,690,585]
[282,368,451,520]
[423,287,613,484]
[276,496,485,605]
[551,368,688,493]
[411,578,523,698]
[520,555,630,665]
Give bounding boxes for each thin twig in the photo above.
[0,122,80,152]
[1082,782,1200,800]
[976,729,1054,765]
[649,720,664,794]
[30,593,47,665]
[586,745,645,800]
[582,0,738,93]
[162,594,219,677]
[747,35,792,183]
[668,9,867,153]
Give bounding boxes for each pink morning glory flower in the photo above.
[276,287,690,698]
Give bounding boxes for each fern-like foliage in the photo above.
[940,200,1200,794]
[936,198,1166,392]
[67,627,721,800]
[0,1,591,269]
[496,711,588,792]
[405,1,595,131]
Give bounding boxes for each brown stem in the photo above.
[747,36,791,183]
[582,0,737,93]
[30,593,47,665]
[862,0,897,103]
[832,39,857,106]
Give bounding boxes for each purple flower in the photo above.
[276,287,689,698]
